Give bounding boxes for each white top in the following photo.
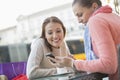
[26,38,74,79]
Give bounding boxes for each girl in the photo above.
[72,0,120,80]
[26,16,74,79]
[57,0,120,80]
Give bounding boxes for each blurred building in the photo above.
[16,2,84,44]
[0,26,18,45]
[0,2,84,45]
[0,0,119,45]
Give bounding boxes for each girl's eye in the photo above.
[47,31,52,35]
[77,13,83,17]
[56,30,61,33]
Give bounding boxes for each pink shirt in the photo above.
[74,6,120,80]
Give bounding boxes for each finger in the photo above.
[47,57,58,63]
[55,56,64,60]
[68,55,76,60]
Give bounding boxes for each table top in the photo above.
[34,72,108,80]
[34,72,84,80]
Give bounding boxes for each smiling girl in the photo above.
[26,16,74,79]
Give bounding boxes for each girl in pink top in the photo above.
[56,0,120,80]
[71,0,120,80]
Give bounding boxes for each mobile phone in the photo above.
[46,54,55,58]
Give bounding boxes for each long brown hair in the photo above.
[40,16,66,51]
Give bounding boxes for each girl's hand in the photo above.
[68,54,76,60]
[55,56,74,67]
[47,56,57,63]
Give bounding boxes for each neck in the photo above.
[52,46,60,49]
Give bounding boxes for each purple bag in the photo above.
[0,62,27,80]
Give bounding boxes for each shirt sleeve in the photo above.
[74,16,118,74]
[26,39,57,79]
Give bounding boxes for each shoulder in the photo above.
[88,14,109,31]
[89,14,105,23]
[88,12,114,26]
[31,38,45,48]
[32,38,44,44]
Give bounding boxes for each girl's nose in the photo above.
[78,17,82,23]
[53,33,58,38]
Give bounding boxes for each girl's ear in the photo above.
[92,2,99,11]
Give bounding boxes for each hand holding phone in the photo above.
[46,54,55,58]
[46,53,56,63]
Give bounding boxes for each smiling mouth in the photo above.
[53,39,60,43]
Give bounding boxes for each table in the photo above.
[35,72,108,80]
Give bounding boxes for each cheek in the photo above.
[85,16,90,21]
[45,34,51,41]
[86,11,93,20]
[46,37,52,44]
[60,33,64,38]
[84,14,90,22]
